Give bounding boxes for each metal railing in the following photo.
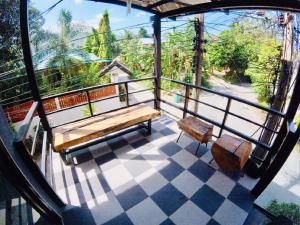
[33,75,286,163]
[160,77,286,162]
[42,77,157,128]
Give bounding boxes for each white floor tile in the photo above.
[170,201,210,225]
[127,198,167,225]
[171,170,203,198]
[103,164,133,190]
[91,191,124,225]
[171,150,198,169]
[213,199,248,225]
[135,168,168,196]
[207,171,236,197]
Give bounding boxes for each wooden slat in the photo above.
[52,104,160,152]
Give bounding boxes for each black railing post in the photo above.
[183,85,190,118]
[86,90,93,116]
[20,0,52,140]
[251,122,300,197]
[124,82,130,107]
[219,98,232,137]
[153,15,161,110]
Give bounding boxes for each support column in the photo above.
[153,15,161,110]
[20,0,52,140]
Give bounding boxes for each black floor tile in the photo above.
[159,218,176,225]
[115,183,148,210]
[95,152,116,167]
[102,213,134,225]
[151,183,187,216]
[160,127,176,136]
[207,218,221,225]
[228,183,255,212]
[191,185,225,216]
[160,142,182,157]
[131,138,150,149]
[107,137,128,150]
[188,160,215,182]
[158,159,184,181]
[73,151,93,164]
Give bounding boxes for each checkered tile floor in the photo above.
[52,114,258,225]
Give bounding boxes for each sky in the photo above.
[31,0,238,37]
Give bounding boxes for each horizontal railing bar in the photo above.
[52,99,155,129]
[160,87,225,112]
[187,95,225,112]
[128,88,154,95]
[46,102,88,115]
[160,108,181,120]
[161,98,223,128]
[15,101,39,142]
[162,77,285,117]
[51,115,92,129]
[228,111,278,134]
[30,119,41,156]
[91,94,122,104]
[42,77,155,100]
[40,131,47,176]
[161,98,270,150]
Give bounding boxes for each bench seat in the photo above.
[52,104,160,152]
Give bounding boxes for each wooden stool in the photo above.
[177,116,213,155]
[211,134,252,172]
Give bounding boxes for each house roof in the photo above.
[99,59,133,77]
[34,50,111,71]
[89,0,300,18]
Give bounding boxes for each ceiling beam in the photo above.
[88,0,161,15]
[160,0,300,18]
[147,0,174,9]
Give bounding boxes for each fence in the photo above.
[4,86,116,123]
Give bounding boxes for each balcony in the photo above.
[51,114,257,225]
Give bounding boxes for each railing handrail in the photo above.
[161,77,285,118]
[42,77,155,101]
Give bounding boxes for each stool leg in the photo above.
[195,142,201,156]
[176,131,183,143]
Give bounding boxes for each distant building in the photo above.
[99,59,133,83]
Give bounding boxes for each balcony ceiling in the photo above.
[90,0,300,17]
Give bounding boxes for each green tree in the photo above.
[208,24,255,81]
[0,1,49,105]
[138,27,150,38]
[98,10,114,60]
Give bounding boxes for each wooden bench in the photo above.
[177,116,213,155]
[211,134,252,172]
[52,104,160,161]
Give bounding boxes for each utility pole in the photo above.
[193,14,204,113]
[254,12,294,160]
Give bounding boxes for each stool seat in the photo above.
[211,134,252,172]
[177,116,213,144]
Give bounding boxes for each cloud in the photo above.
[136,12,145,17]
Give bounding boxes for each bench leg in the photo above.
[176,131,183,143]
[195,142,201,156]
[147,120,152,135]
[60,151,72,165]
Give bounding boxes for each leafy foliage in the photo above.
[266,200,300,224]
[207,24,256,81]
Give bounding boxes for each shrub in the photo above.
[266,200,300,224]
